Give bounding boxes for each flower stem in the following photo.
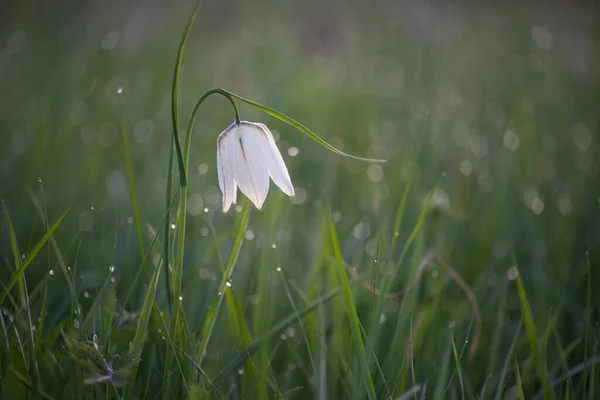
[171,89,241,314]
[190,88,241,126]
[165,0,204,395]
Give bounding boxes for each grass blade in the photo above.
[213,288,341,388]
[2,203,41,392]
[390,179,412,252]
[513,266,554,399]
[515,361,525,400]
[223,89,385,163]
[450,330,465,400]
[495,317,524,400]
[124,255,162,398]
[196,205,250,363]
[118,93,145,261]
[0,206,70,306]
[170,0,205,186]
[384,182,440,297]
[327,206,377,400]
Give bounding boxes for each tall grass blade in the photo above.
[450,330,465,400]
[495,317,524,400]
[515,361,525,400]
[0,206,70,306]
[390,179,412,252]
[196,205,250,363]
[384,182,440,296]
[27,186,76,300]
[118,94,145,261]
[327,207,377,400]
[2,203,40,392]
[124,256,162,398]
[514,267,554,399]
[223,89,385,163]
[170,0,205,186]
[213,288,341,388]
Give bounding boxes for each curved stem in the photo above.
[170,0,205,187]
[189,88,241,128]
[171,88,241,317]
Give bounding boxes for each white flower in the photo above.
[217,121,295,213]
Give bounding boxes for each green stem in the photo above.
[171,0,205,187]
[165,1,204,395]
[163,137,174,313]
[190,88,241,126]
[171,88,241,314]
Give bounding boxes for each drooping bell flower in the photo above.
[217,121,295,213]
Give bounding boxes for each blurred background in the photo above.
[0,0,598,395]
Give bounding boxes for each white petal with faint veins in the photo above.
[216,121,295,213]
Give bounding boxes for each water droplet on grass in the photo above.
[49,269,55,275]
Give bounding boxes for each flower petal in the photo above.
[256,123,295,197]
[217,125,238,213]
[233,124,270,209]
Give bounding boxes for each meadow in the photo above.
[0,1,598,398]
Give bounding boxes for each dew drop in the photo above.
[271,243,277,249]
[179,296,183,301]
[507,266,518,280]
[117,87,123,95]
[225,281,232,288]
[237,368,244,375]
[84,291,89,298]
[286,327,296,337]
[37,177,42,182]
[108,265,116,272]
[276,267,282,272]
[170,224,176,230]
[110,276,116,283]
[49,269,55,276]
[204,207,209,213]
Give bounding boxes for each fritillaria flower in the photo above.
[217,121,295,213]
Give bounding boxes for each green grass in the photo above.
[1,1,599,399]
